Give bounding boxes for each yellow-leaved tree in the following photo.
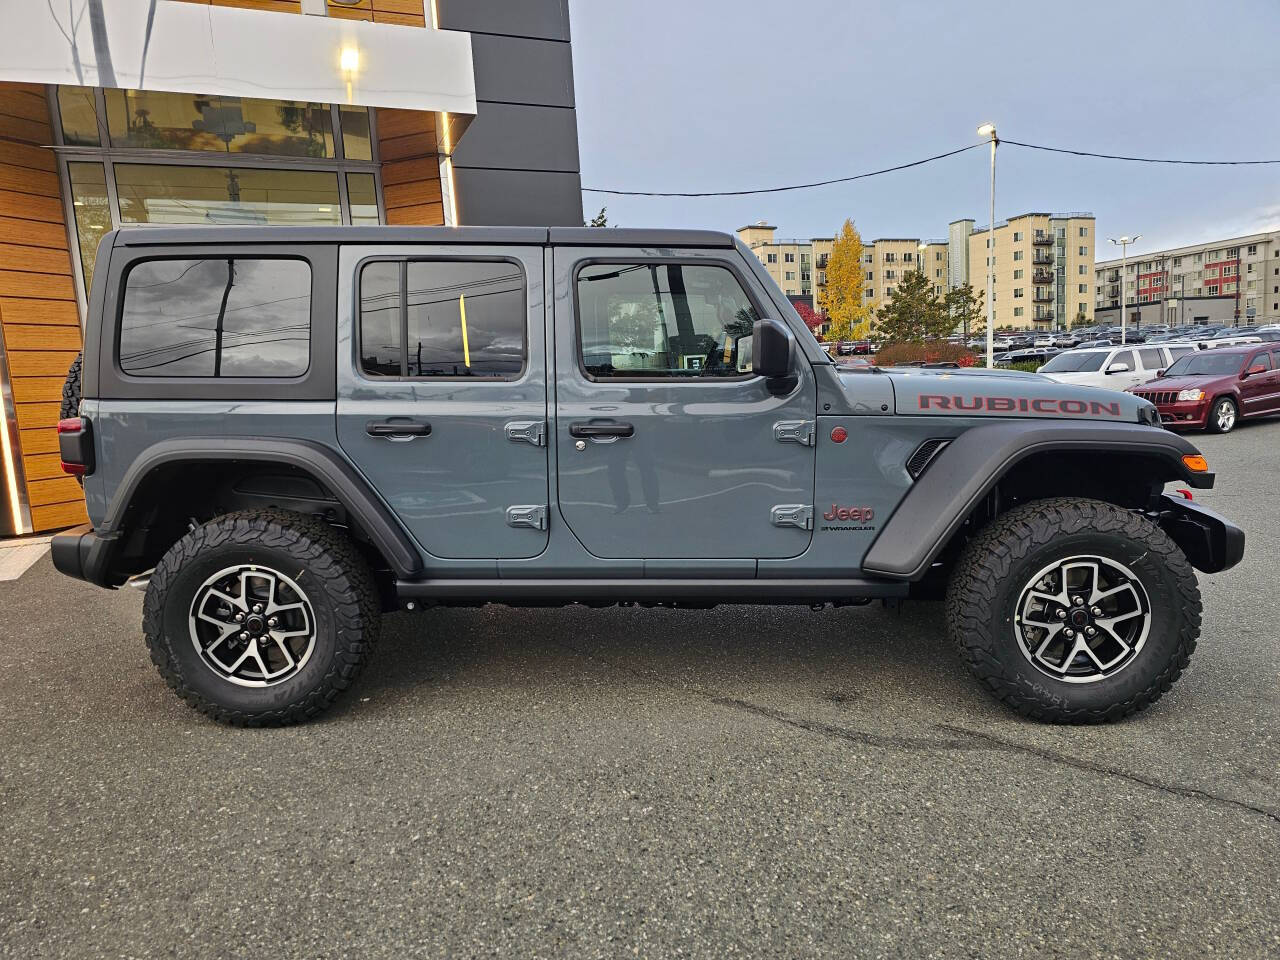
[817,219,873,341]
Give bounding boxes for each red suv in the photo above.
[1128,345,1280,433]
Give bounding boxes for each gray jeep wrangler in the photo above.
[52,226,1244,726]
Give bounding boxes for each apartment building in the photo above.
[737,224,947,320]
[967,212,1095,330]
[736,223,817,300]
[1094,230,1280,328]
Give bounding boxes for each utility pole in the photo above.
[1108,235,1140,345]
[977,123,997,367]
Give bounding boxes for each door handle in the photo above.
[366,418,431,439]
[569,420,635,439]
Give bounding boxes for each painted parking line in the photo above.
[0,536,52,582]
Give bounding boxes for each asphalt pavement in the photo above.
[2,421,1277,959]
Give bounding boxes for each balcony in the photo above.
[1032,269,1054,284]
[815,256,828,269]
[1032,252,1054,265]
[1033,290,1053,303]
[1034,309,1056,322]
[1032,232,1054,246]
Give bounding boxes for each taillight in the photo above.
[58,417,93,477]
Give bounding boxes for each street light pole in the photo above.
[1108,235,1140,345]
[978,123,997,367]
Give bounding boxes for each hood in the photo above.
[1130,374,1233,394]
[858,365,1157,424]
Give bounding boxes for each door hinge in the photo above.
[773,420,815,446]
[504,420,546,447]
[506,504,548,530]
[770,504,813,530]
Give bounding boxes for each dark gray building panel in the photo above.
[436,0,570,41]
[470,33,575,107]
[451,103,579,173]
[453,169,583,227]
[438,0,583,226]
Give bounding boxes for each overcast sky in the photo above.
[567,0,1280,259]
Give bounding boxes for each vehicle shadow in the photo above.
[330,599,977,721]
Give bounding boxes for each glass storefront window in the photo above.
[105,90,336,157]
[66,162,110,291]
[347,173,380,225]
[339,106,372,161]
[114,165,342,226]
[58,87,100,146]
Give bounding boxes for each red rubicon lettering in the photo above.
[916,394,1126,418]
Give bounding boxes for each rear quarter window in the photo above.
[119,257,311,378]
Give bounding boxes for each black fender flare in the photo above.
[861,419,1213,581]
[101,437,423,579]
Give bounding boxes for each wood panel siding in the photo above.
[0,82,86,531]
[376,110,443,225]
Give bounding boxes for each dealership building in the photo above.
[0,0,583,535]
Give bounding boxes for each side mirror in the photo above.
[751,318,794,379]
[1155,368,1166,378]
[1244,364,1266,378]
[1106,362,1130,374]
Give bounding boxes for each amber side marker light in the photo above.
[1182,454,1209,473]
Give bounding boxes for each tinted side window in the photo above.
[1249,352,1271,371]
[1110,350,1135,370]
[576,262,759,378]
[1137,348,1163,369]
[358,260,525,378]
[120,258,310,378]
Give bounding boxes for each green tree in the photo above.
[586,206,609,227]
[817,219,872,340]
[873,269,953,341]
[944,282,985,339]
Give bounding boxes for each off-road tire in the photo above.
[945,497,1200,723]
[143,510,380,726]
[1208,396,1237,434]
[60,353,82,420]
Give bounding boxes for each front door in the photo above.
[336,246,549,560]
[553,249,817,560]
[1238,349,1274,414]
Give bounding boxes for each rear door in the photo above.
[336,245,549,560]
[551,247,817,561]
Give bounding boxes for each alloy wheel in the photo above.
[188,565,317,687]
[1014,555,1151,684]
[1215,400,1236,432]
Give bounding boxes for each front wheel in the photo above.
[1208,396,1237,433]
[143,511,381,726]
[946,498,1200,723]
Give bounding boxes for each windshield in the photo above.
[1040,351,1107,373]
[1164,353,1244,377]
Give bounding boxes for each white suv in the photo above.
[1038,343,1197,391]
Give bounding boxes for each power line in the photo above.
[1002,138,1280,165]
[581,142,987,197]
[581,138,1280,199]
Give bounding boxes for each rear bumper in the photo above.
[1153,494,1245,574]
[50,524,122,588]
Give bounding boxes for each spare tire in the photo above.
[60,353,82,420]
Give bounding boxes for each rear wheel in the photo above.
[143,511,380,726]
[946,498,1200,723]
[1208,396,1237,433]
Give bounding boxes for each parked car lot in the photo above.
[2,422,1277,958]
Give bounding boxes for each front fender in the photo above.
[861,419,1213,580]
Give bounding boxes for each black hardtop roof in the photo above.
[111,225,736,249]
